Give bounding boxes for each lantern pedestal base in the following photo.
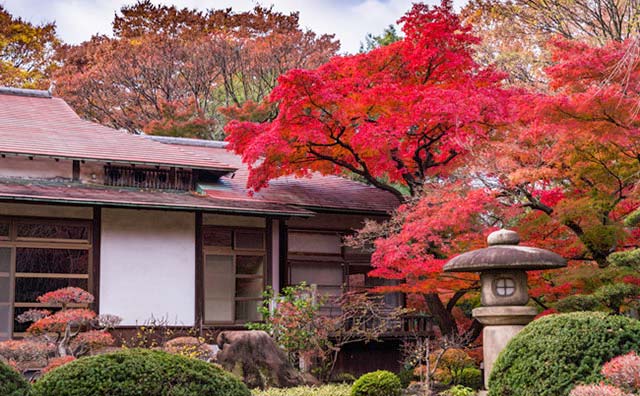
[473,305,538,390]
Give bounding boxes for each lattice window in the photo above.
[104,165,192,190]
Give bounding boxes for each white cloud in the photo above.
[1,0,435,53]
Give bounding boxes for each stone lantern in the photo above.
[443,229,566,391]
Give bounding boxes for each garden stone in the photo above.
[216,330,305,389]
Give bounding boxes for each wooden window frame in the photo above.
[0,216,92,338]
[202,226,266,326]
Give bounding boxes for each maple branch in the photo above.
[517,185,554,215]
[307,146,406,202]
[446,287,479,312]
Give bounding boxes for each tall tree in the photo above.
[54,1,339,139]
[0,5,58,89]
[226,0,513,339]
[461,0,640,88]
[367,36,640,321]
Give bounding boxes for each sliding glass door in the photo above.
[0,217,92,338]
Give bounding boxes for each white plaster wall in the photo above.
[0,203,93,219]
[100,208,195,326]
[0,156,72,179]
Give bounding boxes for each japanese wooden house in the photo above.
[0,87,432,373]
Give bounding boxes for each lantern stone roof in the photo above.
[443,229,567,272]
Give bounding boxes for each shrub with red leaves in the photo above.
[27,309,96,334]
[70,330,114,353]
[0,339,54,363]
[602,351,640,391]
[570,384,629,396]
[10,288,120,363]
[37,287,94,307]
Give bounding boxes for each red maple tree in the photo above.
[226,0,514,339]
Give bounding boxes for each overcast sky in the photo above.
[0,0,446,54]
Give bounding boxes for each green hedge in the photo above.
[351,370,402,396]
[32,348,250,396]
[489,312,640,396]
[0,359,30,396]
[251,384,351,396]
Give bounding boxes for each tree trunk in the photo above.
[424,293,459,337]
[424,292,483,346]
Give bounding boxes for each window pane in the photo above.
[0,222,8,238]
[236,278,263,299]
[15,278,87,303]
[0,277,9,302]
[0,248,10,273]
[288,232,342,254]
[204,255,234,322]
[235,300,261,322]
[16,248,89,274]
[16,222,89,240]
[291,262,343,286]
[235,231,264,250]
[0,305,10,339]
[203,228,232,247]
[236,256,264,275]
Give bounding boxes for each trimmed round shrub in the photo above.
[351,370,402,396]
[457,367,482,390]
[32,348,250,396]
[0,358,31,396]
[489,312,640,396]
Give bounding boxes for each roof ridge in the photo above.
[145,135,229,148]
[0,86,52,98]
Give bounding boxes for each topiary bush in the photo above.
[32,348,250,396]
[351,370,402,396]
[0,358,31,396]
[489,312,640,396]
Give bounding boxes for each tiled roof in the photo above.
[0,178,311,216]
[0,88,235,172]
[0,88,399,215]
[150,137,400,214]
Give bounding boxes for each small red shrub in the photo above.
[71,330,114,352]
[569,383,628,396]
[37,287,94,306]
[0,339,54,362]
[602,351,640,390]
